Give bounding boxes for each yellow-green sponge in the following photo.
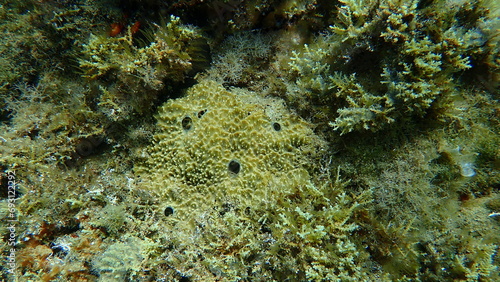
[136,79,325,221]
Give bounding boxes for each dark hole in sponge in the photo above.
[182,116,193,130]
[164,206,174,217]
[228,160,241,174]
[273,122,281,131]
[197,110,206,118]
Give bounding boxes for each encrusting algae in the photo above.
[0,0,499,281]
